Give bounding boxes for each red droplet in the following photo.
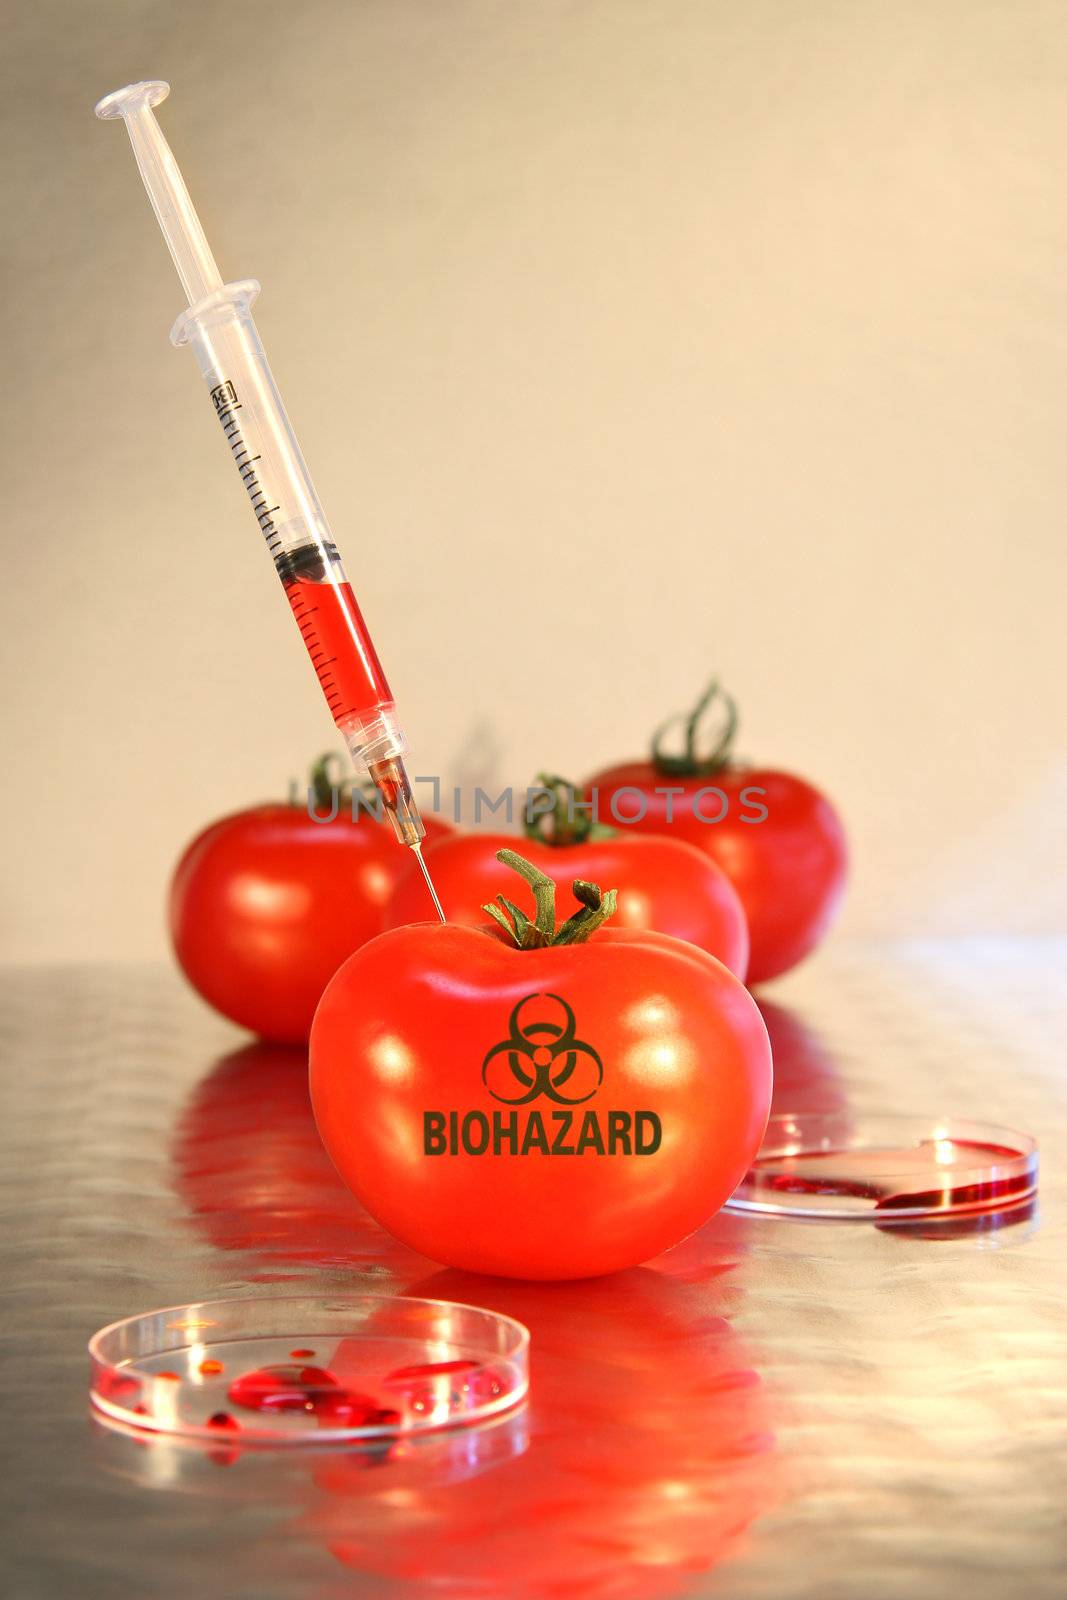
[384,1359,480,1389]
[156,1371,181,1382]
[199,1359,224,1376]
[383,1357,505,1416]
[227,1363,342,1414]
[225,1362,402,1431]
[363,1407,402,1428]
[468,1364,508,1403]
[316,1389,393,1428]
[289,1347,316,1359]
[98,1371,140,1403]
[207,1411,239,1430]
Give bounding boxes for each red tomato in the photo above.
[310,855,771,1279]
[384,830,749,979]
[587,682,847,984]
[170,781,451,1043]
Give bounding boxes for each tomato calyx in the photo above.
[523,772,618,847]
[651,678,740,777]
[482,849,618,950]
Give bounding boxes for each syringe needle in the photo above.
[411,843,447,924]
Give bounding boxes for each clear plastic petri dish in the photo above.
[89,1293,529,1445]
[725,1113,1038,1221]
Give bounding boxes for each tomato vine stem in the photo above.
[523,773,617,847]
[651,678,739,776]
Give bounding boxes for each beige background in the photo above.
[2,0,1065,963]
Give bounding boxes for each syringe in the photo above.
[95,80,445,921]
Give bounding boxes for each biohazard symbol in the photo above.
[481,993,604,1106]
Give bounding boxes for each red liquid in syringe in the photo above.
[284,575,393,726]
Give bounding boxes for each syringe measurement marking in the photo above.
[208,378,387,724]
[211,384,283,559]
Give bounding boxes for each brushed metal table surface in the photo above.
[1,941,1064,1599]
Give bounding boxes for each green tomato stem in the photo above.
[523,772,617,847]
[650,677,739,776]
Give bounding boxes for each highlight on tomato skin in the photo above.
[585,679,848,985]
[310,851,773,1282]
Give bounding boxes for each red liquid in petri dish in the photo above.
[227,1363,398,1429]
[750,1132,1035,1215]
[284,576,392,727]
[227,1363,342,1414]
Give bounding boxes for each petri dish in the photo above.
[89,1293,529,1445]
[725,1113,1038,1221]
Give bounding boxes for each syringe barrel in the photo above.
[171,281,407,773]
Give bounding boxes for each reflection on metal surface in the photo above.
[314,1264,780,1598]
[91,1268,779,1598]
[2,946,1065,1597]
[875,1195,1040,1245]
[757,997,849,1116]
[170,1041,432,1278]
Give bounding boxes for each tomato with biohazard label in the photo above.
[310,850,772,1280]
